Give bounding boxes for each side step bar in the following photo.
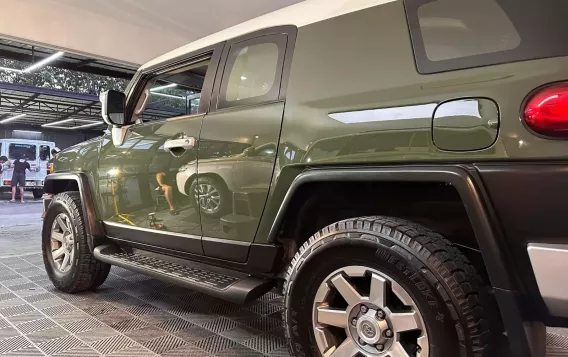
[93,245,275,304]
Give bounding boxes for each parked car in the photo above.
[0,139,55,198]
[42,1,568,356]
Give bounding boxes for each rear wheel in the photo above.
[42,192,110,292]
[283,216,500,357]
[33,189,44,199]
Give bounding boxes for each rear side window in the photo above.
[405,0,568,73]
[218,34,287,109]
[9,143,37,160]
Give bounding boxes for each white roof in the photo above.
[140,0,395,70]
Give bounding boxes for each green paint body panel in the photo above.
[52,1,568,250]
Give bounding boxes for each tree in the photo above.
[0,59,129,95]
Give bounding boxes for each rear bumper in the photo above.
[527,243,568,318]
[476,162,568,322]
[0,184,44,191]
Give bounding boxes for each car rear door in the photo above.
[196,27,297,262]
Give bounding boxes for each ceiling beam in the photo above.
[0,92,40,119]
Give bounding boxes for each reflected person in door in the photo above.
[156,172,179,215]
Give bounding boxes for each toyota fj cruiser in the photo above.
[42,1,568,356]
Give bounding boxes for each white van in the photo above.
[0,139,55,198]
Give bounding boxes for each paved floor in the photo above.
[0,194,567,356]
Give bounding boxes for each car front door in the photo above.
[97,45,223,255]
[195,27,296,262]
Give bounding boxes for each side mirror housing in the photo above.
[100,90,126,126]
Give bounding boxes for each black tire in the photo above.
[283,216,500,357]
[189,176,230,218]
[42,192,110,293]
[32,190,44,199]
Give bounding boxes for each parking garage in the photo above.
[1,1,568,357]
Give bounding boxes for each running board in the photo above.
[93,245,275,304]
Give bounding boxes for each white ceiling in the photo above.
[0,0,304,66]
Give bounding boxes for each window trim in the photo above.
[210,25,297,113]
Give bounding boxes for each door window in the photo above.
[218,35,287,109]
[132,59,212,123]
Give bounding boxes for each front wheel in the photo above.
[42,192,110,293]
[33,189,44,199]
[283,216,500,357]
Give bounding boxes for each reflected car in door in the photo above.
[176,142,276,217]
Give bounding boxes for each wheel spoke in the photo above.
[64,234,73,243]
[331,275,361,306]
[390,311,419,333]
[389,342,411,357]
[328,337,359,357]
[317,307,348,328]
[369,273,388,308]
[52,247,65,260]
[60,253,70,270]
[56,216,68,233]
[51,231,64,242]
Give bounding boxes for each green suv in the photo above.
[41,1,568,356]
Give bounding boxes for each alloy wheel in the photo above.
[194,183,221,213]
[313,266,428,357]
[50,213,75,273]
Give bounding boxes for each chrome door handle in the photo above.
[164,137,196,152]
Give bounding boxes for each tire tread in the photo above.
[283,216,499,357]
[43,191,110,293]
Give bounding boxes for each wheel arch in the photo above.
[187,172,231,194]
[265,165,538,357]
[44,172,104,252]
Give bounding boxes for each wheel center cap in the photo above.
[356,313,382,345]
[361,321,376,338]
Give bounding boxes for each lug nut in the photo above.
[416,346,422,353]
[376,310,385,320]
[360,305,368,313]
[358,338,367,346]
[351,318,358,326]
[385,329,393,338]
[376,344,384,352]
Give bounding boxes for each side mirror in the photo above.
[100,90,126,126]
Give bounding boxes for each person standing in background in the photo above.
[0,156,8,176]
[10,153,36,203]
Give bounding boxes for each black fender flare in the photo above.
[265,165,538,357]
[44,172,105,252]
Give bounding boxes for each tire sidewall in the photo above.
[285,233,464,357]
[42,196,82,288]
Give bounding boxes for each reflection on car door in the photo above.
[97,47,222,255]
[196,28,295,262]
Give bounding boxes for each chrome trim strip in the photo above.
[527,243,568,317]
[103,221,201,240]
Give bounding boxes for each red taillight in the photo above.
[524,83,568,137]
